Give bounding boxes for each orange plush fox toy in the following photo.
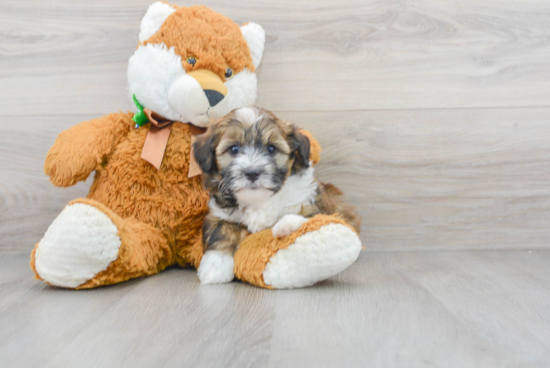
[30,2,362,289]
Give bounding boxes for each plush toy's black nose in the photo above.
[204,89,225,107]
[244,169,261,182]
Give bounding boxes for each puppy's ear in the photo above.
[289,129,311,172]
[193,132,217,174]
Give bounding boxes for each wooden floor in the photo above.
[2,0,550,367]
[2,250,550,367]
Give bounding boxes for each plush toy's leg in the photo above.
[234,215,362,289]
[30,198,172,289]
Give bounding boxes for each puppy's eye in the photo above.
[267,145,276,155]
[186,57,197,66]
[225,68,233,79]
[229,145,240,155]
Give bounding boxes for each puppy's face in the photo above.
[194,107,310,206]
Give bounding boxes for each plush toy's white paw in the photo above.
[272,214,308,238]
[34,203,121,288]
[263,223,362,289]
[198,250,235,284]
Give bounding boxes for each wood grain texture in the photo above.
[2,1,550,366]
[1,250,549,368]
[1,0,550,114]
[286,108,550,251]
[2,109,549,251]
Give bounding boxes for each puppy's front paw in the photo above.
[272,214,308,238]
[198,250,235,284]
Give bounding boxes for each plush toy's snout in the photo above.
[189,70,228,107]
[167,70,228,126]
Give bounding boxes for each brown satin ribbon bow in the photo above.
[140,108,206,177]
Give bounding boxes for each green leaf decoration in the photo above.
[132,94,149,127]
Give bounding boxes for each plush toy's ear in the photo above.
[193,133,218,174]
[241,23,265,69]
[139,2,176,42]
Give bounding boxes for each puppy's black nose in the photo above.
[244,169,261,182]
[204,89,225,107]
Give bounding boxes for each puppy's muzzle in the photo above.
[244,169,261,182]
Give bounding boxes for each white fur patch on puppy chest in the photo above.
[243,204,302,234]
[272,214,308,238]
[208,165,318,234]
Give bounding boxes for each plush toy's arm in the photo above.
[45,112,134,187]
[299,129,322,166]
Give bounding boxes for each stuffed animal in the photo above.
[30,2,362,289]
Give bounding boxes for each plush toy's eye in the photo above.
[229,145,240,155]
[267,145,276,155]
[186,57,197,66]
[225,68,233,79]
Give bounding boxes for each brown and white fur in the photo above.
[193,107,360,283]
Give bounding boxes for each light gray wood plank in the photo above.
[3,108,549,251]
[0,252,275,368]
[1,250,549,367]
[284,107,550,251]
[0,170,92,251]
[0,115,95,250]
[0,251,38,316]
[2,0,550,114]
[268,249,550,368]
[0,256,145,367]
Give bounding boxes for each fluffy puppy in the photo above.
[193,107,360,283]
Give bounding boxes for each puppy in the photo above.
[193,107,360,283]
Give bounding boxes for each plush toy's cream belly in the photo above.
[87,120,210,236]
